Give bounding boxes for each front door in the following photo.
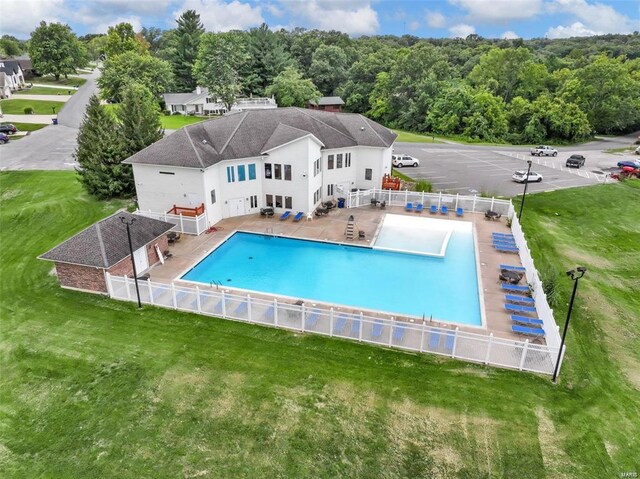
[133,246,149,274]
[229,197,245,217]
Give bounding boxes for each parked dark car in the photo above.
[565,154,586,168]
[0,133,9,144]
[0,124,17,134]
[617,159,640,169]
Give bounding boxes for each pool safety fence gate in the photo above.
[347,189,512,216]
[135,209,208,235]
[106,273,560,375]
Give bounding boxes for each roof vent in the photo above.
[360,126,365,131]
[202,139,207,144]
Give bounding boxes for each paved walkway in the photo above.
[12,94,72,101]
[31,83,79,90]
[0,114,55,124]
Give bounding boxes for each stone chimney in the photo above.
[195,86,201,95]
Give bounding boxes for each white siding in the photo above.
[211,157,263,219]
[132,164,205,215]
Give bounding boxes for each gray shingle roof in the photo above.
[0,60,21,75]
[123,107,397,168]
[39,211,175,268]
[311,96,345,106]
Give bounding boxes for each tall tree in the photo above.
[98,51,174,102]
[194,32,249,111]
[74,95,131,199]
[308,44,348,95]
[104,23,146,57]
[140,27,164,55]
[266,67,320,107]
[29,22,84,80]
[248,23,294,95]
[168,10,204,92]
[467,47,535,102]
[118,82,164,156]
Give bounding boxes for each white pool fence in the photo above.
[135,209,208,235]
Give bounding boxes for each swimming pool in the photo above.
[180,223,483,326]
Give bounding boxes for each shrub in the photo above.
[162,110,170,116]
[538,262,560,307]
[415,180,433,192]
[172,111,182,116]
[24,107,34,114]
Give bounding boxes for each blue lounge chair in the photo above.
[351,318,361,335]
[493,238,517,246]
[440,205,448,215]
[372,320,384,339]
[415,203,424,213]
[233,301,247,315]
[305,309,320,328]
[430,205,438,214]
[500,264,525,272]
[501,284,530,294]
[505,303,536,314]
[493,237,516,244]
[292,211,304,222]
[511,315,543,326]
[511,325,545,337]
[495,244,519,253]
[405,202,413,211]
[428,331,441,349]
[280,210,291,220]
[334,314,347,333]
[493,234,514,240]
[505,294,535,305]
[444,332,455,352]
[393,323,406,342]
[456,207,464,217]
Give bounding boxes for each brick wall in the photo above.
[55,262,108,293]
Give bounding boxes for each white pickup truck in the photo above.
[530,145,558,157]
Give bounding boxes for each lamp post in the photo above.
[518,159,533,220]
[120,216,142,308]
[552,267,587,383]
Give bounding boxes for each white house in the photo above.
[123,108,397,228]
[163,87,277,116]
[0,60,25,98]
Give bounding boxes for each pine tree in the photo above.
[169,10,204,92]
[74,95,132,199]
[118,82,164,157]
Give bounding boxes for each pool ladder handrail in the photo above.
[210,280,222,289]
[265,227,274,238]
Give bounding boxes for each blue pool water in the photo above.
[181,229,482,326]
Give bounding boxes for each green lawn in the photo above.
[392,129,442,143]
[0,99,66,115]
[33,76,87,87]
[160,114,212,129]
[15,86,76,96]
[1,172,639,478]
[2,122,48,132]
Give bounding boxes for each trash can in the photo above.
[52,118,58,125]
[337,197,346,208]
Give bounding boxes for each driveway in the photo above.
[0,70,99,171]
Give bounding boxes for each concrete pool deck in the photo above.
[146,206,531,342]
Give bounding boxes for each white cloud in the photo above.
[173,0,264,32]
[449,23,476,38]
[545,21,601,38]
[266,2,285,18]
[426,11,446,28]
[501,30,519,39]
[408,21,420,31]
[93,16,144,34]
[449,0,542,21]
[285,0,379,36]
[1,0,64,37]
[547,0,638,34]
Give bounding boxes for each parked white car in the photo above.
[635,145,640,155]
[512,170,543,183]
[392,154,420,167]
[530,145,558,157]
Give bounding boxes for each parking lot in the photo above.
[394,143,619,197]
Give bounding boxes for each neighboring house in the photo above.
[0,60,25,93]
[0,73,11,98]
[39,211,175,294]
[309,96,345,113]
[162,86,277,115]
[15,57,35,79]
[123,107,397,229]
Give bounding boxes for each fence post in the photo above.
[455,193,459,209]
[438,192,442,209]
[247,294,252,322]
[388,318,394,346]
[519,340,529,370]
[330,307,334,336]
[555,344,566,377]
[171,283,177,309]
[195,286,201,312]
[273,299,278,326]
[125,275,132,300]
[388,188,391,204]
[420,323,426,352]
[148,280,154,305]
[358,312,364,341]
[472,196,477,213]
[484,333,494,364]
[404,189,408,204]
[452,327,459,358]
[179,213,184,233]
[301,304,307,332]
[105,272,113,297]
[221,291,226,318]
[490,197,495,211]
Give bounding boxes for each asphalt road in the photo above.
[393,134,639,197]
[0,70,99,171]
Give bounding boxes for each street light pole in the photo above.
[120,216,142,308]
[552,267,587,383]
[518,160,533,220]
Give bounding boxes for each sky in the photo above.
[2,0,639,40]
